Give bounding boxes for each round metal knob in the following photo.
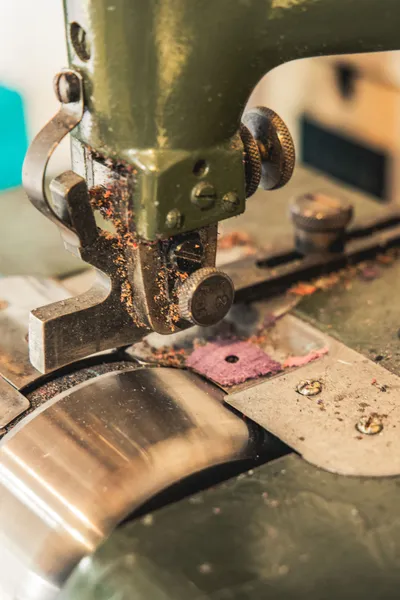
[178,267,234,327]
[242,106,295,191]
[290,192,353,255]
[240,124,261,198]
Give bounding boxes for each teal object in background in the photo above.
[0,85,28,190]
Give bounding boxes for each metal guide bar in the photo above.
[225,212,400,302]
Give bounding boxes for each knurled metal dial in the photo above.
[290,193,353,232]
[178,267,234,327]
[240,124,261,198]
[242,106,295,191]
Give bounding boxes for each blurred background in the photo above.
[2,1,400,276]
[0,0,76,276]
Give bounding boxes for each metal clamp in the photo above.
[21,69,146,373]
[22,69,85,238]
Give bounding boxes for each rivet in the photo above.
[54,71,81,104]
[296,379,322,397]
[165,208,182,229]
[222,191,240,213]
[356,414,383,435]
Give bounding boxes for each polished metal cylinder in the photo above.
[0,367,249,600]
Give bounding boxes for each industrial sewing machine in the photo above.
[2,1,400,599]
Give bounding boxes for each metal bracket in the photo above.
[21,70,226,374]
[23,69,85,239]
[21,70,147,373]
[226,314,400,477]
[28,172,149,374]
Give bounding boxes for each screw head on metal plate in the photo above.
[356,414,383,436]
[296,379,323,397]
[191,181,217,210]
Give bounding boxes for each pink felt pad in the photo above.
[283,347,329,368]
[186,340,282,386]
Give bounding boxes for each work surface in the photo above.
[64,454,400,600]
[5,165,400,599]
[61,167,400,599]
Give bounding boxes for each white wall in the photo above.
[247,59,313,151]
[0,0,69,169]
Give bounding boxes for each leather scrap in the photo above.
[186,340,282,386]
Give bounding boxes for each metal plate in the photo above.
[0,276,70,389]
[226,314,400,477]
[0,377,29,429]
[0,277,74,431]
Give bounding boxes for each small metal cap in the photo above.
[290,192,353,255]
[290,193,353,232]
[178,267,234,327]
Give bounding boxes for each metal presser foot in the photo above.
[23,71,237,373]
[22,68,295,374]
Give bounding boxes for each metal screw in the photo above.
[296,379,323,397]
[356,414,383,435]
[165,208,183,230]
[54,71,81,104]
[70,22,91,62]
[222,191,241,213]
[171,237,204,271]
[191,182,217,210]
